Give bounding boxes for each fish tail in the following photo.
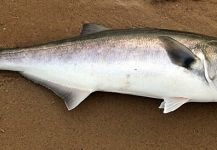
[0,49,21,71]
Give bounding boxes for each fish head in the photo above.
[199,41,217,88]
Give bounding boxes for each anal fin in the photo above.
[21,71,93,110]
[62,87,92,110]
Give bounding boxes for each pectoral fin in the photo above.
[160,97,189,113]
[159,36,198,69]
[21,71,93,110]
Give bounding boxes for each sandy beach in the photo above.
[1,0,217,149]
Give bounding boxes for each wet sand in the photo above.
[1,0,217,149]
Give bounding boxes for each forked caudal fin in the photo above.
[21,71,93,110]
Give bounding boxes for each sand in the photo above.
[1,0,217,149]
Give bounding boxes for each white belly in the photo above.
[49,60,217,103]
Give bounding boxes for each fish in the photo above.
[1,23,217,113]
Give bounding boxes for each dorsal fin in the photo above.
[80,23,110,35]
[159,36,198,69]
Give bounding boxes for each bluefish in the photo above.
[1,23,217,113]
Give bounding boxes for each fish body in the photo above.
[1,24,217,113]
